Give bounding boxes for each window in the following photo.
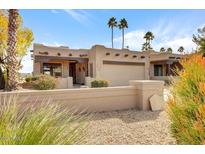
[43,63,62,77]
[154,65,163,76]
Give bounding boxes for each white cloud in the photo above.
[113,20,198,53]
[154,37,196,53]
[64,9,91,24]
[51,10,59,14]
[20,50,33,73]
[50,9,93,25]
[152,19,174,40]
[42,42,68,47]
[114,30,145,50]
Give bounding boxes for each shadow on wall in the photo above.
[89,109,161,123]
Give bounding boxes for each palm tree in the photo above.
[142,31,154,51]
[118,18,128,49]
[167,47,173,53]
[178,46,184,54]
[142,43,148,51]
[108,17,117,48]
[6,9,19,91]
[160,47,166,52]
[0,66,5,89]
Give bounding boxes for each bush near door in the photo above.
[32,74,57,90]
[24,74,56,90]
[91,80,109,88]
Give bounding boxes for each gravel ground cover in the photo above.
[84,109,175,144]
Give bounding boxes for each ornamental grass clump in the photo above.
[168,54,205,144]
[0,95,89,145]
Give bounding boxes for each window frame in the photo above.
[42,63,62,77]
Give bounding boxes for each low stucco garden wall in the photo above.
[0,80,164,112]
[56,77,73,89]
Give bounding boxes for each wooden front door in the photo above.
[69,63,76,84]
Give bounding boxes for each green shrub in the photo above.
[91,80,108,88]
[0,95,89,145]
[25,76,32,82]
[91,80,98,87]
[31,76,39,81]
[25,75,40,83]
[32,74,57,90]
[168,54,205,144]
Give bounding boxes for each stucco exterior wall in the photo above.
[33,44,89,58]
[32,44,184,86]
[1,80,164,112]
[89,45,149,86]
[102,63,145,86]
[33,61,41,75]
[56,77,73,89]
[129,80,164,110]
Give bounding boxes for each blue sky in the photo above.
[19,9,205,73]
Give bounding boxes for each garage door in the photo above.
[102,61,145,86]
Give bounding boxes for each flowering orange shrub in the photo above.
[168,54,205,144]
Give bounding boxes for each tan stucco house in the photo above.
[31,43,184,88]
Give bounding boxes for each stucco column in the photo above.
[33,61,41,75]
[62,61,69,77]
[95,59,103,79]
[144,60,150,80]
[90,45,104,80]
[129,80,164,110]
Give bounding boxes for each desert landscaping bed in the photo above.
[84,109,175,144]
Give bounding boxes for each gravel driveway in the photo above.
[84,109,175,144]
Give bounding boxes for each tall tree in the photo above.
[142,31,154,51]
[193,26,205,56]
[0,10,33,90]
[108,17,117,48]
[6,9,20,90]
[118,18,128,49]
[167,47,173,53]
[178,46,184,54]
[142,43,148,51]
[0,65,5,89]
[160,47,166,52]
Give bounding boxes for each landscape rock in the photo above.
[149,94,165,111]
[84,109,175,144]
